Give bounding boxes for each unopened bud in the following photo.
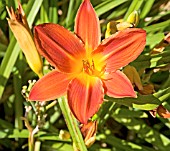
[80,121,97,148]
[127,10,139,27]
[59,130,70,140]
[157,105,170,118]
[6,3,43,78]
[105,21,117,38]
[116,22,133,31]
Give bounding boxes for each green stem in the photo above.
[58,97,87,151]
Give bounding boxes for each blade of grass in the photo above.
[124,0,139,20]
[0,37,20,100]
[66,0,82,28]
[95,0,128,17]
[145,11,170,26]
[131,50,170,70]
[134,0,144,11]
[49,0,58,23]
[40,0,49,23]
[143,20,170,32]
[13,53,25,130]
[13,68,23,130]
[140,0,155,19]
[113,115,170,150]
[97,134,156,151]
[107,3,128,20]
[0,43,7,52]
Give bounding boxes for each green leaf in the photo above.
[40,0,49,23]
[0,0,6,15]
[66,0,82,28]
[113,116,170,150]
[105,94,161,110]
[95,0,128,16]
[131,50,170,70]
[146,32,164,49]
[0,118,13,129]
[107,3,128,20]
[49,0,58,23]
[97,134,156,151]
[140,0,155,19]
[113,108,148,118]
[144,20,170,32]
[154,87,170,102]
[0,129,29,139]
[124,0,139,20]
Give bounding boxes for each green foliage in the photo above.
[0,0,170,150]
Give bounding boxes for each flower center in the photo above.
[82,59,105,78]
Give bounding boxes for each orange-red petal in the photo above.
[67,73,104,124]
[29,70,71,101]
[75,0,100,55]
[92,28,146,72]
[34,23,86,73]
[102,70,136,98]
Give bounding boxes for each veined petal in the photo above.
[29,70,72,101]
[75,0,101,55]
[68,73,104,124]
[34,23,86,73]
[92,28,146,72]
[103,71,136,98]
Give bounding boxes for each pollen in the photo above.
[82,59,105,78]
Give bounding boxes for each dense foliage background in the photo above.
[0,0,170,150]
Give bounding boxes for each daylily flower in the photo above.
[29,0,146,124]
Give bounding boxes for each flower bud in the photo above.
[6,3,43,78]
[127,10,139,27]
[80,121,97,148]
[116,21,133,31]
[59,130,70,140]
[157,105,170,118]
[105,21,117,38]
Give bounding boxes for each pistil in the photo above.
[82,59,105,78]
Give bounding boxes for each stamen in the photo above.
[82,59,105,78]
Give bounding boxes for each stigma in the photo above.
[82,59,105,78]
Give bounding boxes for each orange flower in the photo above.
[29,0,146,124]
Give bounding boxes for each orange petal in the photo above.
[68,73,104,124]
[75,0,100,55]
[103,70,136,98]
[34,23,86,73]
[29,70,71,101]
[92,28,146,72]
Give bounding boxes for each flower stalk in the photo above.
[58,97,87,151]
